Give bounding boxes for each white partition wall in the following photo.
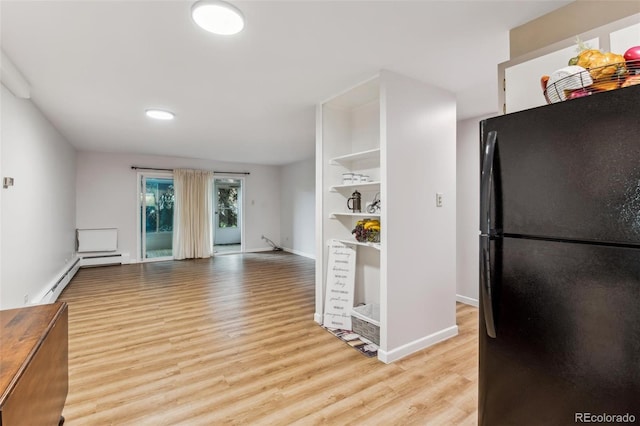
[381,70,458,359]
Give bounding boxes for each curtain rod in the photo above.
[131,166,250,175]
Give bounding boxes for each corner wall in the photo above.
[1,85,77,309]
[279,158,315,258]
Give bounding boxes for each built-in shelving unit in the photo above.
[316,70,459,363]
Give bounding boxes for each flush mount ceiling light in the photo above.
[145,109,175,120]
[191,0,245,35]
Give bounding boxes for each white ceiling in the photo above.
[1,1,570,166]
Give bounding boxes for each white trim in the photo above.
[377,325,459,364]
[136,171,143,262]
[212,175,245,252]
[314,313,323,324]
[315,103,325,329]
[456,294,479,307]
[282,247,315,260]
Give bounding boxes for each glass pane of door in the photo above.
[142,176,174,259]
[213,178,242,253]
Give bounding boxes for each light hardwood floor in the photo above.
[59,252,478,425]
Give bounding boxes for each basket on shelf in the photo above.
[542,59,640,104]
[366,229,380,243]
[352,218,380,243]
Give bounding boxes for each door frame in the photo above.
[136,171,174,263]
[213,176,245,254]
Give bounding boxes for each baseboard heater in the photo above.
[76,228,128,266]
[80,252,129,267]
[39,257,81,304]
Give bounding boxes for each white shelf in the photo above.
[329,181,380,192]
[329,148,380,166]
[330,212,381,219]
[335,239,381,250]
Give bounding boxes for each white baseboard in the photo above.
[283,247,315,259]
[243,247,277,253]
[377,325,459,364]
[456,294,479,307]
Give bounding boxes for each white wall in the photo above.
[1,85,77,309]
[382,70,458,360]
[456,114,495,306]
[279,158,315,259]
[76,151,281,262]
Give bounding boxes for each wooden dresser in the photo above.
[0,302,68,426]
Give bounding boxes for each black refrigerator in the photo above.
[479,85,640,425]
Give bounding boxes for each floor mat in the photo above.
[322,327,378,358]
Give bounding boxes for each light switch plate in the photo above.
[3,177,14,188]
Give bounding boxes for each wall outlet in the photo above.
[436,193,443,207]
[24,294,29,305]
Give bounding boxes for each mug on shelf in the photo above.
[342,173,354,185]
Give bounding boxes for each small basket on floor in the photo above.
[351,303,380,345]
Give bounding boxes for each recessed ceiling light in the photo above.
[145,109,175,120]
[191,0,245,35]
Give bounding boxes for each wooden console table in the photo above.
[0,302,68,426]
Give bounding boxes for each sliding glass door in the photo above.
[140,174,174,260]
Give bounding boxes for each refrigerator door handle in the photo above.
[480,236,497,338]
[480,129,498,338]
[480,130,497,235]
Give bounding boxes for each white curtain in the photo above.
[173,169,214,260]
